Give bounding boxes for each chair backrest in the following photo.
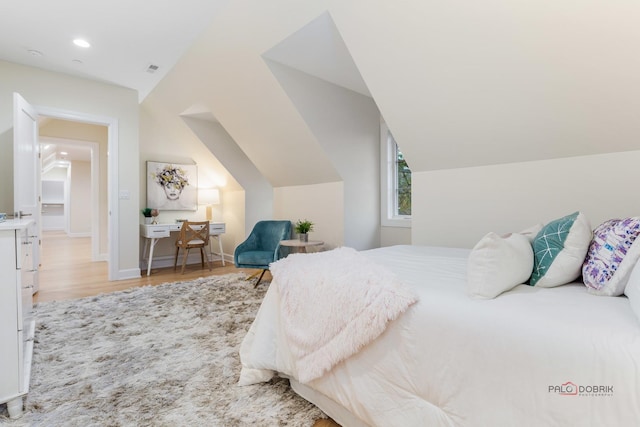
[250,220,291,250]
[177,221,210,246]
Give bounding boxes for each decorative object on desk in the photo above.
[198,188,220,222]
[150,209,159,224]
[141,208,153,224]
[0,212,5,222]
[295,219,314,242]
[0,274,326,425]
[147,161,198,211]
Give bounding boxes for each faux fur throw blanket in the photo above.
[269,246,418,383]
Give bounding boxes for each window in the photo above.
[381,122,411,227]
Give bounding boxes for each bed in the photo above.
[239,243,640,426]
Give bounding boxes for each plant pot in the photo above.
[299,233,308,242]
[144,217,153,224]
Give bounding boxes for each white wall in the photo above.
[266,61,380,250]
[68,160,92,236]
[0,60,140,278]
[138,104,242,262]
[180,116,272,237]
[413,151,640,248]
[274,182,344,250]
[381,226,411,248]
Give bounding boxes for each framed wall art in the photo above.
[146,161,198,211]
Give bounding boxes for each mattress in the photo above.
[240,245,640,426]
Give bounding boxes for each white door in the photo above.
[13,92,40,293]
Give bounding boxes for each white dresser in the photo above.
[0,219,36,419]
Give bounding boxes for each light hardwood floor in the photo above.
[36,231,341,427]
[35,230,264,303]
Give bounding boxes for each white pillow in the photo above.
[624,259,640,324]
[519,223,544,243]
[467,232,534,299]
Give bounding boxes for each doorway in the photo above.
[33,103,120,281]
[40,130,104,262]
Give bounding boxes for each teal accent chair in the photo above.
[234,220,292,287]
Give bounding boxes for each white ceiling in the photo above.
[0,0,228,102]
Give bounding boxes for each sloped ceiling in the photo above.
[263,12,370,98]
[144,4,343,188]
[144,0,640,186]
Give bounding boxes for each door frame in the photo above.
[35,105,119,280]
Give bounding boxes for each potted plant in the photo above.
[295,219,314,242]
[141,208,153,224]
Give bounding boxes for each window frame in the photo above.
[380,121,411,228]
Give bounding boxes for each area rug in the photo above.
[0,273,326,426]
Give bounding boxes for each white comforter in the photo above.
[239,245,640,426]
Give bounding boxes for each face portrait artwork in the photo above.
[155,164,189,200]
[147,162,198,211]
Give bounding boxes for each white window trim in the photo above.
[380,121,411,228]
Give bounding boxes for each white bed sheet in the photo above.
[240,245,640,426]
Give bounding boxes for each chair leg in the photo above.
[181,248,190,274]
[246,270,261,281]
[204,247,211,271]
[254,269,267,288]
[174,247,180,271]
[200,247,211,271]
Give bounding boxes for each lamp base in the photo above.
[206,205,213,222]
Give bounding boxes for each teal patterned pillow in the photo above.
[530,212,592,287]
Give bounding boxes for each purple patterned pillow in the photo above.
[582,217,640,296]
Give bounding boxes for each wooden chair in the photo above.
[174,221,211,274]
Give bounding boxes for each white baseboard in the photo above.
[67,232,92,238]
[118,268,142,280]
[140,252,232,271]
[94,253,109,262]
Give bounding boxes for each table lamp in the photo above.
[198,188,220,222]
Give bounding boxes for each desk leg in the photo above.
[147,238,158,276]
[218,235,225,266]
[209,235,225,266]
[143,238,150,266]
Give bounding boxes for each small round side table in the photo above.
[279,239,324,254]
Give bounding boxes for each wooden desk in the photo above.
[280,239,324,254]
[141,222,225,276]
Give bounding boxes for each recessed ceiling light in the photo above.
[60,151,68,155]
[28,49,43,57]
[73,39,91,48]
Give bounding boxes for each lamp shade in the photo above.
[198,188,220,205]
